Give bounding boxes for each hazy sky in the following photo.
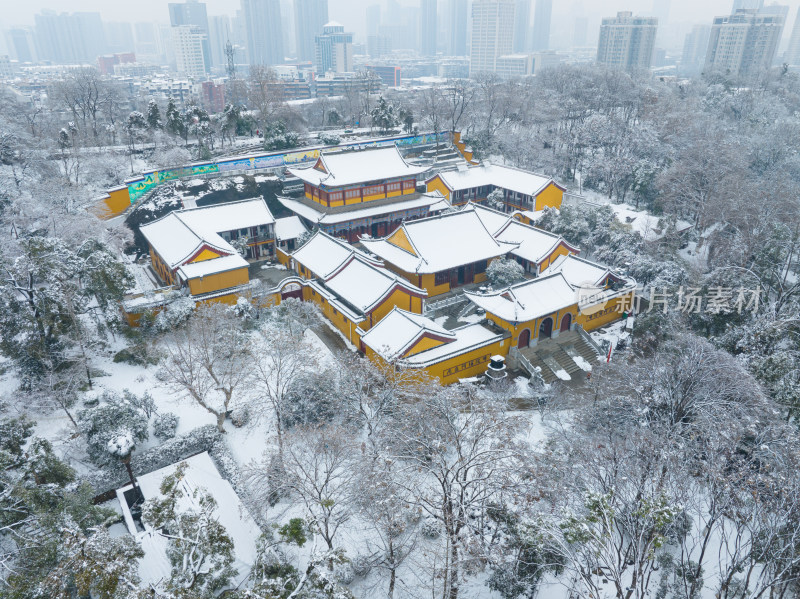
[3,0,800,50]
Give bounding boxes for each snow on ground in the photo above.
[590,318,630,350]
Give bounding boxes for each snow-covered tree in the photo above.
[146,99,163,131]
[143,462,238,596]
[370,96,399,134]
[486,257,525,289]
[78,390,150,466]
[159,303,252,432]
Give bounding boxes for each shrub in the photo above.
[319,132,341,145]
[78,391,150,466]
[153,412,179,439]
[351,555,372,578]
[486,258,526,289]
[230,405,250,428]
[421,517,440,539]
[335,562,355,585]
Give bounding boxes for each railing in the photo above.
[576,324,603,356]
[510,347,537,377]
[423,293,468,315]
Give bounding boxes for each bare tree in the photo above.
[158,303,252,432]
[389,385,527,599]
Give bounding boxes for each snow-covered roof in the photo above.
[360,206,518,274]
[465,272,578,324]
[610,204,693,242]
[433,163,561,197]
[291,229,381,279]
[139,212,212,268]
[359,307,455,361]
[177,253,249,280]
[324,256,425,314]
[117,452,259,590]
[139,198,274,270]
[275,215,308,242]
[542,254,613,287]
[472,204,576,265]
[288,146,427,188]
[400,322,504,367]
[277,192,447,225]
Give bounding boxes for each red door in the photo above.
[560,313,572,332]
[518,329,530,348]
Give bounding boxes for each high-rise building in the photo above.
[513,0,530,53]
[208,15,232,70]
[596,11,658,71]
[134,22,160,58]
[420,0,438,56]
[681,24,711,72]
[705,9,785,77]
[169,0,212,70]
[531,0,552,51]
[295,0,329,62]
[573,16,588,47]
[470,0,516,76]
[34,10,106,64]
[760,3,789,18]
[448,0,468,55]
[6,28,36,63]
[172,24,208,77]
[242,0,284,65]
[105,22,135,54]
[733,0,764,10]
[367,34,392,57]
[315,21,353,73]
[367,5,381,36]
[786,8,800,65]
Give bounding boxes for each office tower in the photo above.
[470,0,516,76]
[34,11,106,64]
[6,28,36,63]
[733,0,764,10]
[106,22,135,54]
[531,0,552,51]
[367,35,392,57]
[596,11,658,71]
[705,9,785,77]
[448,0,468,55]
[295,0,329,62]
[786,8,800,64]
[172,25,208,77]
[513,0,530,52]
[759,3,789,18]
[379,6,420,51]
[134,22,160,57]
[242,0,283,65]
[169,0,211,70]
[652,0,671,24]
[420,0,438,55]
[573,16,588,47]
[681,24,711,72]
[281,0,295,57]
[208,15,231,69]
[367,5,381,36]
[315,22,353,73]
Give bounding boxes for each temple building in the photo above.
[289,230,427,345]
[359,307,509,385]
[139,198,275,297]
[278,146,449,241]
[465,256,637,350]
[360,207,519,297]
[472,204,579,274]
[426,163,566,220]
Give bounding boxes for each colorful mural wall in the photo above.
[118,131,451,209]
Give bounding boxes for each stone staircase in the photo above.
[517,330,600,384]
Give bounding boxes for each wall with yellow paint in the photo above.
[367,287,424,327]
[425,175,451,199]
[304,286,364,345]
[149,247,176,286]
[576,292,633,332]
[534,183,564,211]
[186,267,249,295]
[276,248,291,267]
[387,228,416,255]
[190,248,223,263]
[538,243,574,272]
[404,335,446,356]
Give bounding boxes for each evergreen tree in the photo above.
[143,462,238,596]
[146,99,162,130]
[165,97,185,139]
[370,96,399,133]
